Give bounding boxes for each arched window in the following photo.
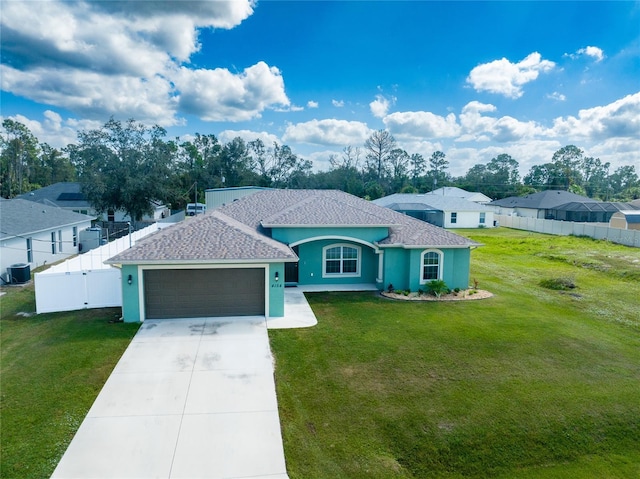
[323,244,361,277]
[420,249,443,283]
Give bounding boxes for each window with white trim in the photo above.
[450,212,457,224]
[323,244,361,277]
[479,212,485,224]
[51,232,56,254]
[73,226,78,247]
[420,249,443,283]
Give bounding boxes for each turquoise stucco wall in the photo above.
[296,239,378,285]
[268,263,285,317]
[121,264,141,323]
[383,247,472,292]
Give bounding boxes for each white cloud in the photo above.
[551,92,640,140]
[0,111,102,149]
[383,111,460,139]
[332,99,345,107]
[0,0,288,124]
[283,119,371,146]
[218,129,280,146]
[175,62,289,122]
[565,46,605,62]
[307,100,319,108]
[547,92,567,101]
[466,52,555,98]
[458,101,547,143]
[369,94,395,118]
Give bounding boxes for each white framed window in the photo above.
[451,212,457,224]
[51,232,57,254]
[479,212,486,224]
[323,244,361,278]
[26,238,33,263]
[73,226,78,247]
[420,249,443,283]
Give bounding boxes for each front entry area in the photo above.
[143,268,265,319]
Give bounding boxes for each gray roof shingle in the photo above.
[107,189,477,264]
[222,189,477,248]
[490,190,596,209]
[0,198,94,240]
[106,209,298,264]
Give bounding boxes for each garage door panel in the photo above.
[144,268,265,319]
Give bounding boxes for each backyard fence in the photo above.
[35,223,168,314]
[496,215,640,248]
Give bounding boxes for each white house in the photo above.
[0,198,94,283]
[372,193,495,228]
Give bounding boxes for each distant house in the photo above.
[428,187,493,204]
[106,189,479,322]
[610,211,640,231]
[549,201,638,223]
[489,190,598,219]
[0,198,94,282]
[17,182,169,222]
[205,186,271,210]
[372,193,495,228]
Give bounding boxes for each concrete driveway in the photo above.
[52,316,289,479]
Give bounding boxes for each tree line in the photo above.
[1,118,638,220]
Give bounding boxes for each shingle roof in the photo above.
[16,182,92,209]
[490,190,596,209]
[105,209,298,264]
[221,189,477,248]
[373,193,492,212]
[0,198,94,240]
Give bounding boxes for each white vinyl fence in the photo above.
[35,223,167,314]
[496,215,640,248]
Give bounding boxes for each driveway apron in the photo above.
[51,316,289,479]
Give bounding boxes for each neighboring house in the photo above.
[17,182,169,221]
[0,198,94,283]
[205,186,271,210]
[610,211,640,230]
[106,189,479,322]
[548,201,638,223]
[373,193,495,228]
[489,190,597,219]
[428,187,493,204]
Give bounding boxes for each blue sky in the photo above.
[1,1,639,177]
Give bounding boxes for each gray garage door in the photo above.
[144,268,265,319]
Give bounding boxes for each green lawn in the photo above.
[2,229,639,478]
[0,285,139,479]
[270,229,640,478]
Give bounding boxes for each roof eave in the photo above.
[105,257,298,266]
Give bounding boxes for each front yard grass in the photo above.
[270,229,640,478]
[0,284,139,478]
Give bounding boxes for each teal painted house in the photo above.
[106,189,478,322]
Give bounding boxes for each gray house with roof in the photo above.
[373,193,495,228]
[489,190,598,219]
[0,198,94,283]
[106,189,479,322]
[17,182,169,221]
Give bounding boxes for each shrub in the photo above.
[403,290,410,296]
[387,284,394,293]
[539,277,577,291]
[426,280,449,298]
